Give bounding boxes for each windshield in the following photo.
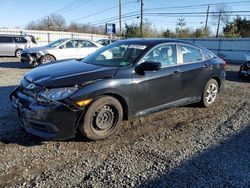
[47,39,67,48]
[82,42,147,67]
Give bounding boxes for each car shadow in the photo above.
[140,123,250,187]
[0,61,31,69]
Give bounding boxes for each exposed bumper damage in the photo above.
[10,86,84,140]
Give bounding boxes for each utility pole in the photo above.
[119,0,122,35]
[140,0,143,37]
[216,10,222,38]
[205,5,210,31]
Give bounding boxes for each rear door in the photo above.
[0,36,15,56]
[177,44,212,99]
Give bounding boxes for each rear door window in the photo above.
[79,40,97,48]
[14,37,27,43]
[179,45,203,63]
[0,36,13,43]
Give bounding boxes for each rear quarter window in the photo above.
[202,50,213,60]
[14,37,27,43]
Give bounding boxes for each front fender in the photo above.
[70,78,131,113]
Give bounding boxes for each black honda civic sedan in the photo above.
[10,39,226,140]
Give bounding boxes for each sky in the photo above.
[0,0,250,34]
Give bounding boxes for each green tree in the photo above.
[123,21,160,38]
[161,29,176,38]
[193,27,211,38]
[225,16,250,37]
[223,22,240,38]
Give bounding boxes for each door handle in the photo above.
[203,63,210,68]
[171,71,181,77]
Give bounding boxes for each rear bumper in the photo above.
[219,70,226,92]
[10,88,83,140]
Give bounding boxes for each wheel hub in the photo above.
[206,83,218,104]
[94,105,114,130]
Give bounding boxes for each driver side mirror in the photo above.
[59,45,65,49]
[135,61,162,75]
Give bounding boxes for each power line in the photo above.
[67,0,137,23]
[144,1,250,11]
[57,0,91,14]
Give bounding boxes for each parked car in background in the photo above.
[239,50,250,79]
[21,38,104,67]
[0,34,36,57]
[11,39,226,141]
[96,39,118,46]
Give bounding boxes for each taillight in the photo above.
[220,58,227,68]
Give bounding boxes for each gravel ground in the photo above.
[0,57,249,187]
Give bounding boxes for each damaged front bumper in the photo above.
[10,87,84,140]
[21,53,40,66]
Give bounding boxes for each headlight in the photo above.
[38,87,78,101]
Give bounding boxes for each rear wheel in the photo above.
[238,65,245,79]
[201,79,219,107]
[15,49,22,57]
[79,96,123,140]
[40,55,55,64]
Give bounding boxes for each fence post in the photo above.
[217,37,221,57]
[47,33,50,44]
[71,33,74,39]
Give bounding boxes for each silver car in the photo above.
[0,35,35,57]
[21,38,103,67]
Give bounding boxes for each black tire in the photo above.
[15,49,22,57]
[201,79,219,108]
[40,55,55,64]
[238,66,244,79]
[79,96,123,140]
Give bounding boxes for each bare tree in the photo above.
[211,4,231,37]
[26,14,66,31]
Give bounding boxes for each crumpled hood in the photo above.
[24,59,118,87]
[23,46,52,53]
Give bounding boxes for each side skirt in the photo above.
[134,97,201,118]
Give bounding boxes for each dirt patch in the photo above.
[0,58,249,187]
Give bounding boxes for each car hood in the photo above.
[24,59,119,87]
[23,46,52,53]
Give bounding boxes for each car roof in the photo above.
[0,34,27,37]
[122,38,192,45]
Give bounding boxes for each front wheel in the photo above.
[40,55,55,64]
[79,96,123,140]
[201,79,219,108]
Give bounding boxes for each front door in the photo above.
[132,44,182,115]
